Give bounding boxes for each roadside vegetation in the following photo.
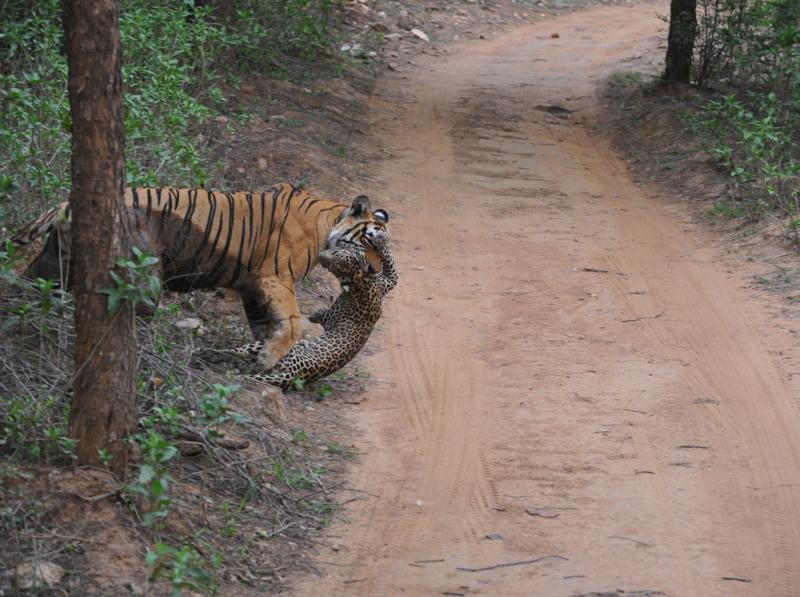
[689,0,800,227]
[1,0,352,593]
[654,0,800,233]
[0,0,337,231]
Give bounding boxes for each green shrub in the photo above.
[0,0,340,232]
[690,0,800,222]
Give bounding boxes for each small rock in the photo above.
[415,500,424,507]
[262,387,288,421]
[384,32,402,41]
[257,157,268,170]
[331,540,344,552]
[387,62,398,71]
[340,43,352,52]
[410,28,430,42]
[16,562,64,590]
[485,532,504,541]
[127,580,146,596]
[371,22,388,32]
[397,10,414,30]
[176,317,202,330]
[551,32,560,38]
[213,115,228,125]
[268,114,286,124]
[368,51,378,58]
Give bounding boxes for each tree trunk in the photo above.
[65,0,136,477]
[664,0,697,84]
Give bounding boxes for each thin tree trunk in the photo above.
[65,0,136,477]
[664,0,698,84]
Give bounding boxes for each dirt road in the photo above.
[297,4,800,595]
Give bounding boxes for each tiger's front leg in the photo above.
[239,277,303,370]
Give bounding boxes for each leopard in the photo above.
[206,229,397,390]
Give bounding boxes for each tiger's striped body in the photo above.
[12,183,389,368]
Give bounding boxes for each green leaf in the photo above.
[138,463,155,483]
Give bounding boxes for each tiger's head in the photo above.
[327,195,389,274]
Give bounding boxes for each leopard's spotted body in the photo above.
[221,231,397,389]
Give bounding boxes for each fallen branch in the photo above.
[525,509,559,519]
[722,577,752,583]
[609,535,653,547]
[621,309,666,323]
[31,533,109,545]
[456,554,568,572]
[177,429,249,450]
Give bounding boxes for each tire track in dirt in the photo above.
[295,4,800,595]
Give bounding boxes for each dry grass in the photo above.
[0,269,359,594]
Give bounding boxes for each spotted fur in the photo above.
[217,230,397,389]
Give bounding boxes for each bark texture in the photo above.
[664,0,697,83]
[65,0,136,477]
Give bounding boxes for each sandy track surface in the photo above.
[297,4,800,595]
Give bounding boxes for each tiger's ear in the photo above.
[351,195,371,216]
[374,209,389,223]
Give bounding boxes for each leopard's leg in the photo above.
[193,340,266,366]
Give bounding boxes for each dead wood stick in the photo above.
[343,578,367,584]
[621,309,666,323]
[525,509,559,519]
[609,535,653,547]
[30,533,109,545]
[722,576,752,583]
[177,430,249,450]
[456,554,568,572]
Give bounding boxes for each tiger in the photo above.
[10,183,389,368]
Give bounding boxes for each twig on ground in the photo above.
[30,533,109,545]
[456,555,568,572]
[621,309,666,323]
[609,535,653,547]
[525,509,560,519]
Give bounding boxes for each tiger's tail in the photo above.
[9,202,71,248]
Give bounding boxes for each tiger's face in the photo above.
[326,195,389,274]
